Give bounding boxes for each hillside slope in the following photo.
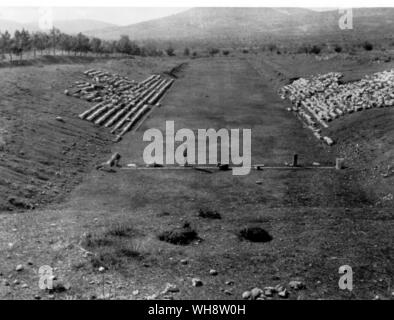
[87,7,394,42]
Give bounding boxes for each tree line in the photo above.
[0,27,169,61]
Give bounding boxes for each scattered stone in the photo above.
[225,280,234,286]
[312,162,320,166]
[146,293,159,300]
[3,280,10,286]
[98,293,111,300]
[180,259,188,265]
[98,266,105,273]
[55,116,64,123]
[21,283,29,288]
[264,287,274,297]
[15,264,24,272]
[224,290,232,295]
[132,290,139,296]
[13,279,20,285]
[289,280,306,290]
[27,260,33,266]
[274,284,284,292]
[162,283,180,294]
[209,269,218,276]
[255,181,263,185]
[192,278,203,287]
[278,288,289,298]
[242,291,251,300]
[250,287,263,300]
[34,295,41,300]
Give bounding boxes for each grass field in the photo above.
[0,53,393,300]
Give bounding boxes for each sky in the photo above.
[0,7,190,26]
[0,7,340,26]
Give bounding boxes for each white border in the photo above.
[1,0,393,8]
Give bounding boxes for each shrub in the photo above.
[209,48,220,56]
[198,208,221,219]
[222,50,230,56]
[158,222,199,245]
[309,45,321,55]
[166,46,176,56]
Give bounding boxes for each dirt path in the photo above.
[0,57,392,300]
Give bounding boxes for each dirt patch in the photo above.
[198,208,222,219]
[238,226,273,243]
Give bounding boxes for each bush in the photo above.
[222,50,230,56]
[309,45,321,55]
[166,46,176,56]
[209,48,220,56]
[158,222,199,245]
[183,47,190,56]
[198,208,221,219]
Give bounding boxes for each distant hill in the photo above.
[85,7,394,44]
[0,19,117,34]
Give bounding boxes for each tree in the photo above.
[59,33,74,55]
[31,32,48,57]
[0,31,12,60]
[75,33,90,55]
[17,29,31,60]
[101,40,116,55]
[117,35,132,55]
[116,35,140,55]
[90,37,102,56]
[49,27,61,55]
[12,30,23,60]
[183,47,190,56]
[166,45,175,57]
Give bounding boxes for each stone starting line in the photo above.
[119,165,337,171]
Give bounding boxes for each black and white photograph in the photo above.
[0,0,393,307]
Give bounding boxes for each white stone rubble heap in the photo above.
[278,70,394,145]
